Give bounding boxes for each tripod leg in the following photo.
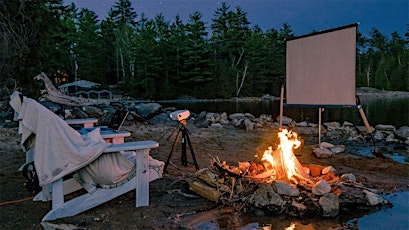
[164,129,182,173]
[181,128,187,166]
[185,131,199,170]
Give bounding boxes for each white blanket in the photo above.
[17,97,107,186]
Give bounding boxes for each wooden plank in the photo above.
[65,118,98,128]
[105,141,158,152]
[51,179,64,209]
[135,149,149,207]
[189,180,221,202]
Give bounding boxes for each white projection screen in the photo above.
[285,23,358,106]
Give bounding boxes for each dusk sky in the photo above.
[66,0,408,38]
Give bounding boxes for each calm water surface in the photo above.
[194,191,409,230]
[160,97,409,128]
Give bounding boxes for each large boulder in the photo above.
[249,184,285,207]
[134,103,162,118]
[395,126,409,140]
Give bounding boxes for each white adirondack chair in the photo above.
[9,91,163,221]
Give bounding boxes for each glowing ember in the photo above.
[261,129,306,181]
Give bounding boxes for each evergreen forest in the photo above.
[1,0,408,100]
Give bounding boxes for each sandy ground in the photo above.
[1,120,408,229]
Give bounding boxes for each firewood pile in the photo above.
[189,159,391,218]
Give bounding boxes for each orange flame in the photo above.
[262,129,302,180]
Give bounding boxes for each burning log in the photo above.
[258,129,310,183]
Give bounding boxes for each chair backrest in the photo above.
[107,110,129,131]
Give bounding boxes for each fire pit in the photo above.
[189,129,391,218]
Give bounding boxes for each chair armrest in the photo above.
[65,118,98,128]
[104,141,159,153]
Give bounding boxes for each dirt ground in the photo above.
[1,120,408,229]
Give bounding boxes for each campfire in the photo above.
[258,129,310,183]
[188,128,390,218]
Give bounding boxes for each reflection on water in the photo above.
[194,192,409,230]
[356,191,409,229]
[160,97,409,128]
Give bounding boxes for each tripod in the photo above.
[164,119,199,173]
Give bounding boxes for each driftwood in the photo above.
[34,72,105,106]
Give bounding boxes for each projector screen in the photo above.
[285,23,358,106]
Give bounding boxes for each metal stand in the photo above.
[164,119,199,173]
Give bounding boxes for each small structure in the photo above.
[58,80,112,99]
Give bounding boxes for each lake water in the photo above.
[193,191,409,230]
[159,97,409,128]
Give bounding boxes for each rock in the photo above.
[210,123,223,128]
[229,113,245,120]
[296,121,308,127]
[277,116,292,125]
[319,193,339,217]
[340,173,356,182]
[134,103,162,118]
[244,118,254,131]
[322,166,336,175]
[286,201,307,217]
[293,126,321,135]
[329,145,345,154]
[373,131,385,140]
[385,133,398,143]
[363,190,385,206]
[375,124,396,131]
[72,107,90,118]
[259,114,272,123]
[304,197,322,216]
[324,121,341,130]
[272,180,300,197]
[127,111,146,123]
[233,119,244,127]
[326,129,344,139]
[205,112,217,124]
[194,111,209,128]
[348,134,365,143]
[220,112,228,120]
[342,121,354,127]
[220,112,229,125]
[249,184,285,207]
[320,142,335,148]
[219,119,229,125]
[244,113,256,120]
[149,113,171,125]
[356,126,374,135]
[395,126,409,139]
[82,105,104,117]
[312,179,331,195]
[313,147,334,158]
[99,110,115,124]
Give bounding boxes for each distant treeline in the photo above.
[1,0,408,99]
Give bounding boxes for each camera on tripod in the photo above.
[170,110,190,121]
[164,109,199,172]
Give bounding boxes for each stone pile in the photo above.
[188,160,389,218]
[1,98,408,147]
